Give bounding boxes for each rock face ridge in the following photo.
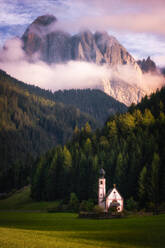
[137,56,157,73]
[22,19,138,68]
[22,15,144,106]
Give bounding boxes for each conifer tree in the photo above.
[138,166,147,206]
[150,152,160,213]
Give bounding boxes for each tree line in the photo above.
[31,88,165,209]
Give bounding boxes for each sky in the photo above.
[0,0,165,66]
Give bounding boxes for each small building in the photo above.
[98,168,124,212]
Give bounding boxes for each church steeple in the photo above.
[100,168,105,178]
[98,168,106,208]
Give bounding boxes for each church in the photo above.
[98,168,124,212]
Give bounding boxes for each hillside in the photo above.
[53,89,127,123]
[0,70,127,124]
[0,69,127,194]
[0,186,60,211]
[31,87,165,209]
[0,70,99,193]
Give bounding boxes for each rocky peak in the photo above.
[22,18,140,68]
[78,30,93,39]
[75,30,94,47]
[95,31,118,48]
[32,15,57,26]
[21,16,144,105]
[22,15,59,58]
[23,14,57,36]
[137,56,157,73]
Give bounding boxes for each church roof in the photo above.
[106,187,123,199]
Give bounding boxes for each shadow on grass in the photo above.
[0,212,164,248]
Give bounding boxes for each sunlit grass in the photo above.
[0,186,59,211]
[0,212,164,248]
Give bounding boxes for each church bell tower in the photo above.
[98,168,106,208]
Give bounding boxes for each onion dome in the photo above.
[99,168,105,178]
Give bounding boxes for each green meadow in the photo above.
[0,186,60,211]
[0,212,164,248]
[0,188,164,248]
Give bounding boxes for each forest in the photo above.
[0,70,126,124]
[0,69,165,210]
[0,70,125,193]
[31,87,165,209]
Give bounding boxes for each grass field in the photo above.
[0,212,164,248]
[0,188,165,248]
[0,186,60,211]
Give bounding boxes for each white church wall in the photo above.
[106,189,123,212]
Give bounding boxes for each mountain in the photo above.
[31,87,165,208]
[161,67,165,76]
[0,69,127,193]
[137,56,157,73]
[22,15,144,106]
[22,15,138,67]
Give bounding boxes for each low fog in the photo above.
[0,38,164,97]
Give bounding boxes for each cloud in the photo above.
[0,38,111,91]
[0,0,66,26]
[58,8,165,36]
[0,37,164,99]
[142,72,165,93]
[57,0,165,35]
[0,60,111,91]
[0,38,25,61]
[1,0,165,35]
[0,1,31,26]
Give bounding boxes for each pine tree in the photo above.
[138,166,147,206]
[150,152,160,213]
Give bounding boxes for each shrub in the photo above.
[126,197,138,211]
[108,206,118,215]
[93,205,104,214]
[79,199,94,212]
[47,201,63,212]
[158,202,165,212]
[69,192,79,212]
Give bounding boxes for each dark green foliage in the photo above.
[0,70,99,193]
[32,87,165,209]
[69,192,79,212]
[79,199,94,212]
[53,89,127,124]
[126,197,138,211]
[0,70,127,125]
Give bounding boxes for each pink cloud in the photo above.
[0,37,164,100]
[60,0,165,35]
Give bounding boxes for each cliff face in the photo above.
[22,15,57,56]
[22,19,138,67]
[137,56,157,73]
[101,78,145,106]
[22,15,144,106]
